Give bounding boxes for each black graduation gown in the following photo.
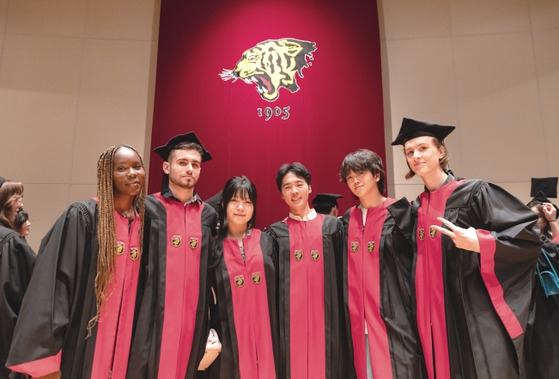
[524,239,559,379]
[0,226,35,379]
[6,199,100,378]
[411,177,542,379]
[209,229,279,379]
[127,194,217,379]
[341,198,424,379]
[265,214,346,379]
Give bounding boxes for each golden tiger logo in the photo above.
[219,38,317,102]
[311,250,320,261]
[429,227,437,238]
[115,241,125,255]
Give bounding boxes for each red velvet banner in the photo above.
[150,0,384,228]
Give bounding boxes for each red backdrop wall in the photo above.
[149,0,385,229]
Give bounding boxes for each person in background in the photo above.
[0,177,35,379]
[127,132,218,378]
[265,162,346,379]
[210,176,278,378]
[312,193,343,217]
[339,149,424,379]
[14,209,31,238]
[523,182,559,379]
[7,145,146,378]
[392,117,541,379]
[0,177,25,231]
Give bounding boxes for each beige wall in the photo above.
[0,0,160,250]
[379,0,559,203]
[1,0,557,251]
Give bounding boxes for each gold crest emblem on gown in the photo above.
[235,275,245,287]
[130,247,139,261]
[172,235,182,247]
[311,250,320,260]
[116,241,125,255]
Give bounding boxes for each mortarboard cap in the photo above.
[391,117,455,146]
[312,193,343,207]
[530,177,557,198]
[529,190,559,215]
[154,131,212,162]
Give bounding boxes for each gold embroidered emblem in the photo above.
[116,241,125,255]
[418,228,425,241]
[189,237,199,249]
[235,275,245,288]
[367,241,375,253]
[130,247,139,261]
[171,235,182,247]
[429,227,437,238]
[252,272,261,284]
[311,250,320,260]
[351,242,359,253]
[294,249,303,261]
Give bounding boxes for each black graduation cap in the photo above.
[0,176,5,189]
[312,193,343,207]
[391,117,456,146]
[530,177,557,198]
[153,131,212,162]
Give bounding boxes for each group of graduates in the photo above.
[1,117,558,379]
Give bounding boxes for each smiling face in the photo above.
[404,136,446,179]
[226,191,254,232]
[112,147,146,197]
[281,172,312,215]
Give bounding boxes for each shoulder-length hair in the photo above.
[218,176,257,238]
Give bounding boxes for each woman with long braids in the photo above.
[209,176,278,378]
[7,145,146,379]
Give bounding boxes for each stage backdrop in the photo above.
[149,0,384,228]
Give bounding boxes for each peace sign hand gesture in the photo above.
[430,217,481,253]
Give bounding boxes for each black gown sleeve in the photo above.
[0,228,35,378]
[6,200,98,378]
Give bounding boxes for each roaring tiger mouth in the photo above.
[247,75,272,95]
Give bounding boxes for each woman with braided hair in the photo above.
[7,145,146,379]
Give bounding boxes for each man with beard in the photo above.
[128,132,218,378]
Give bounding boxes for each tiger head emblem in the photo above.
[219,38,317,102]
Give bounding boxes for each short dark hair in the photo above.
[168,142,204,162]
[218,176,257,238]
[339,149,385,193]
[14,208,29,231]
[276,162,311,191]
[314,202,337,215]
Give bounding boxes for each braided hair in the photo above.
[87,144,146,333]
